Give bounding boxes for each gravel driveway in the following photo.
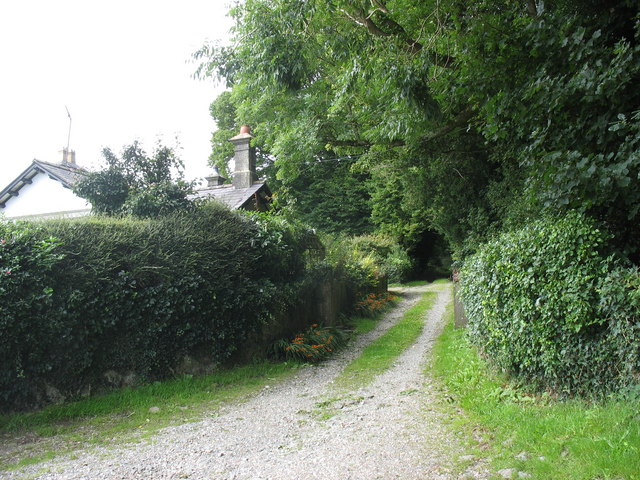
[4,283,488,480]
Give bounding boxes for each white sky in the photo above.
[0,0,233,189]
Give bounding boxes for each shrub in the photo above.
[321,234,386,294]
[0,222,64,408]
[273,324,347,362]
[0,204,334,411]
[461,211,640,397]
[349,235,414,283]
[354,292,398,317]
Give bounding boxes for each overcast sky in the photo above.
[0,0,233,189]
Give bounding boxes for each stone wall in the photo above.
[453,280,468,328]
[230,274,367,363]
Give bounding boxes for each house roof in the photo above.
[0,160,87,209]
[189,182,270,210]
[1,158,270,213]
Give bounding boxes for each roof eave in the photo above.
[0,162,42,208]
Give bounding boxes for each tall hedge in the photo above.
[0,203,323,411]
[461,211,640,397]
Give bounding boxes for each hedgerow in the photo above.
[0,203,378,412]
[460,211,640,397]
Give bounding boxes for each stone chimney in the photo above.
[62,148,76,166]
[229,125,257,189]
[205,165,227,187]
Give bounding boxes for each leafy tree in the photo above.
[454,0,640,256]
[193,0,499,251]
[195,0,640,260]
[74,141,194,218]
[281,157,373,236]
[208,91,240,180]
[207,72,373,237]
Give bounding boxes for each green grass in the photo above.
[349,315,379,335]
[433,293,640,480]
[335,290,437,389]
[0,361,298,470]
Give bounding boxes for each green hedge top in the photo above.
[0,203,317,411]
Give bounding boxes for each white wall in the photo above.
[2,172,90,218]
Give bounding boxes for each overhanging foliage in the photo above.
[196,0,640,257]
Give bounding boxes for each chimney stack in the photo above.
[62,148,76,166]
[205,165,227,187]
[229,125,257,189]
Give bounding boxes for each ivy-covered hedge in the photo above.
[0,203,370,412]
[461,211,640,397]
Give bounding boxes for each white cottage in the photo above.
[1,127,271,219]
[0,150,90,219]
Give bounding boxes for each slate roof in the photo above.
[189,182,270,210]
[0,160,87,209]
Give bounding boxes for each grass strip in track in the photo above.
[335,289,437,390]
[433,292,640,480]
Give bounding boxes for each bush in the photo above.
[0,204,331,411]
[461,211,640,397]
[273,324,348,362]
[320,234,387,295]
[0,222,64,409]
[354,292,398,317]
[348,235,414,284]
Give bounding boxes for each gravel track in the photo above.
[4,284,488,480]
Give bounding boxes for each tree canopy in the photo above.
[196,0,640,259]
[74,141,194,218]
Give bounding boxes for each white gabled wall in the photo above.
[2,172,90,218]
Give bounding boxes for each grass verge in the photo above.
[0,361,297,471]
[335,289,437,389]
[433,293,640,480]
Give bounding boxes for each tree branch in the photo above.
[526,0,538,17]
[327,109,476,150]
[370,0,390,15]
[425,107,476,141]
[339,4,456,68]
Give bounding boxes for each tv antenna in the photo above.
[65,106,72,151]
